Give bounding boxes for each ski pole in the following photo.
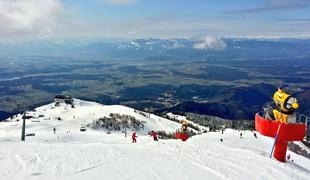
[270,124,282,158]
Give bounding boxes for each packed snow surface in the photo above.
[0,100,309,180]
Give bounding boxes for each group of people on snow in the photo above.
[131,130,158,143]
[51,127,158,143]
[219,130,258,142]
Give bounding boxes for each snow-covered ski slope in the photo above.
[0,100,309,180]
[0,99,180,140]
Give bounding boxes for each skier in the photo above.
[220,138,223,142]
[254,132,257,138]
[132,131,137,143]
[287,154,291,160]
[150,131,159,141]
[53,127,56,134]
[240,132,242,139]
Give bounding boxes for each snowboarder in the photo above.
[132,131,137,143]
[254,132,257,138]
[150,131,158,141]
[53,128,56,134]
[240,132,242,139]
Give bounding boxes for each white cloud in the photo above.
[193,36,226,50]
[127,31,137,35]
[0,0,67,39]
[169,42,184,49]
[102,0,136,6]
[229,0,310,14]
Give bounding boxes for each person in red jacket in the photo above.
[150,131,159,141]
[132,131,137,143]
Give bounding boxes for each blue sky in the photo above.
[0,0,310,39]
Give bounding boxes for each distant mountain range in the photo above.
[1,38,310,59]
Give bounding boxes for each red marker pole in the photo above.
[270,124,282,158]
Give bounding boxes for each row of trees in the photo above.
[90,113,144,131]
[184,113,254,131]
[162,114,202,132]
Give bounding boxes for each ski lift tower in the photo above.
[21,113,27,141]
